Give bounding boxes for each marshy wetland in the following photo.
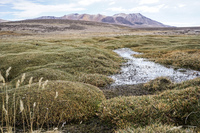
[0,20,200,132]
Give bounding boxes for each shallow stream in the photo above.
[110,48,200,86]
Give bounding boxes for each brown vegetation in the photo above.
[0,20,200,132]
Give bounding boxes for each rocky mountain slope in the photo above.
[35,13,168,27]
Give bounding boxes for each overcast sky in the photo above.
[0,0,200,27]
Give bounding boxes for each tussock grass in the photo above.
[143,77,173,92]
[156,50,200,70]
[0,43,37,54]
[11,68,74,85]
[0,80,106,128]
[78,35,200,72]
[77,73,113,87]
[1,31,200,132]
[98,78,200,129]
[128,35,200,71]
[173,77,200,89]
[85,35,200,71]
[0,44,121,87]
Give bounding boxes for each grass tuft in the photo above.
[98,78,200,128]
[0,80,106,128]
[0,45,121,87]
[143,77,173,92]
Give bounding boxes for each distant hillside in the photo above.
[0,19,9,23]
[113,13,166,27]
[0,19,133,34]
[35,13,168,27]
[35,16,59,19]
[61,13,106,22]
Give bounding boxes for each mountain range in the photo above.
[0,19,9,23]
[35,13,168,27]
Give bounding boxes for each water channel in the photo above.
[110,48,200,86]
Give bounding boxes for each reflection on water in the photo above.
[110,48,200,86]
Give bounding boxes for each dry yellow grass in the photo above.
[98,79,200,129]
[0,80,106,130]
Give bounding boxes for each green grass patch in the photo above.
[0,43,121,87]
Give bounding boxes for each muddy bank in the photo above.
[110,48,200,86]
[101,83,154,99]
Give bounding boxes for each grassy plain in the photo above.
[0,20,200,132]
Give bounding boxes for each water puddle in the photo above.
[110,48,200,86]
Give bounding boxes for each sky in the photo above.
[0,0,200,27]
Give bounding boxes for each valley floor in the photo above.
[0,21,200,132]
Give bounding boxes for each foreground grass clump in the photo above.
[0,80,106,128]
[98,79,200,129]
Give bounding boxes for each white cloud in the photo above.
[77,0,103,6]
[109,1,115,5]
[107,7,127,12]
[178,4,186,8]
[139,0,160,5]
[10,0,85,18]
[130,4,165,13]
[107,4,165,13]
[0,0,14,4]
[164,22,199,27]
[0,12,15,16]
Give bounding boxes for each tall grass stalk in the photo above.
[5,67,11,82]
[13,91,16,132]
[14,79,20,132]
[1,70,9,133]
[36,77,43,129]
[0,68,55,132]
[20,99,25,132]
